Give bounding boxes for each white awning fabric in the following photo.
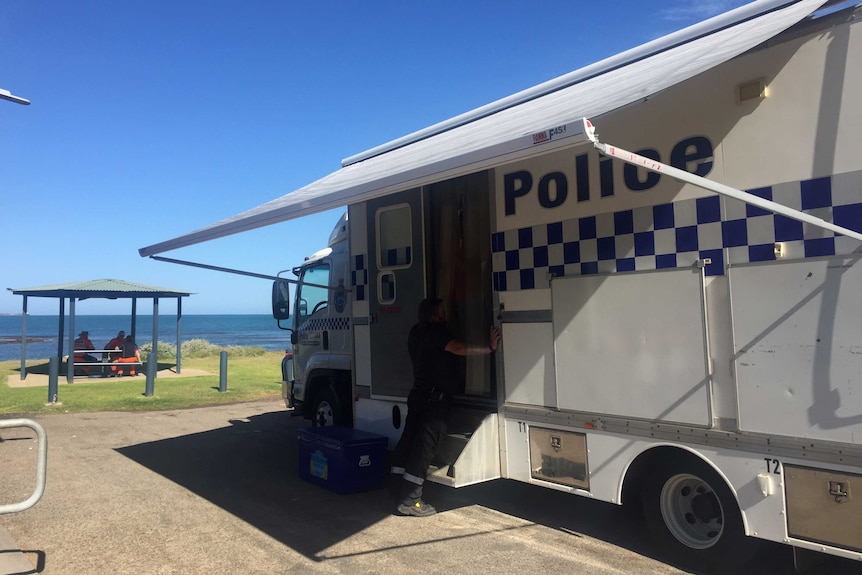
[140,0,827,257]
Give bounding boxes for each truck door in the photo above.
[292,260,331,401]
[366,188,425,398]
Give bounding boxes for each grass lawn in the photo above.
[0,350,284,415]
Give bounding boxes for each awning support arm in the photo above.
[581,118,862,243]
[149,256,280,281]
[149,255,331,291]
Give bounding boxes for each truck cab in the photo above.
[274,212,352,426]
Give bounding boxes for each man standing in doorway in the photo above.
[391,298,501,516]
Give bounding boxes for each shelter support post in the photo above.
[67,298,76,383]
[20,296,27,380]
[152,297,159,379]
[176,297,182,374]
[131,298,137,342]
[56,298,64,363]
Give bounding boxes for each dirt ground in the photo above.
[1,398,860,575]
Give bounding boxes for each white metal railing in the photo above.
[0,419,47,514]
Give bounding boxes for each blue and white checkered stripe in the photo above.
[351,254,368,301]
[301,317,351,331]
[384,246,411,267]
[492,171,862,291]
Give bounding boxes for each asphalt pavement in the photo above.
[1,397,860,575]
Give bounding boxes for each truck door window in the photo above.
[297,264,330,328]
[377,204,412,268]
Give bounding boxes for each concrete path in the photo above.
[0,525,36,574]
[7,367,212,388]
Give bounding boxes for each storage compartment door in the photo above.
[552,267,712,426]
[730,257,862,442]
[785,465,862,552]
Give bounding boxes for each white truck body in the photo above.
[142,1,862,568]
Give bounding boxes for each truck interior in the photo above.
[423,170,500,485]
[424,170,496,401]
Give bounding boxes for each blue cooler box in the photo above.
[297,426,387,494]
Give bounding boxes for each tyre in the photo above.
[642,455,758,572]
[311,384,347,427]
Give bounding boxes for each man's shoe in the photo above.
[396,500,437,517]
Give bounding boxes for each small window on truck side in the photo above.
[376,204,412,269]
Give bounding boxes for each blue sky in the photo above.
[0,0,754,315]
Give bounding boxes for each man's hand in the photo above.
[489,325,501,352]
[446,325,503,357]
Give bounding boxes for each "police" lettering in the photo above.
[504,135,713,216]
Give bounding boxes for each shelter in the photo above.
[7,279,193,382]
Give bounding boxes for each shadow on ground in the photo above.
[116,411,399,562]
[114,410,860,574]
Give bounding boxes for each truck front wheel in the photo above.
[642,455,757,572]
[310,384,348,427]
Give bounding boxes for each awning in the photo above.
[139,0,828,258]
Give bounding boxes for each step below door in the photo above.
[426,412,501,488]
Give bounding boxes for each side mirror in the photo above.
[272,279,291,320]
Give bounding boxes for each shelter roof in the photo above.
[8,279,193,299]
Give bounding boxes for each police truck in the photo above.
[142,1,862,570]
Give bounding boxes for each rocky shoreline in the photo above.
[0,336,52,345]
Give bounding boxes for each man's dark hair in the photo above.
[417,298,442,324]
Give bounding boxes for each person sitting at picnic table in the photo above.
[112,335,142,376]
[105,330,126,360]
[73,330,99,374]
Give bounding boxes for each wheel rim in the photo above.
[315,400,334,426]
[659,473,725,549]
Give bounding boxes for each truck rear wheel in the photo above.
[642,455,757,572]
[311,385,347,427]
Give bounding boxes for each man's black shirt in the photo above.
[407,321,459,395]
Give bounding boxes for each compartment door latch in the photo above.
[829,480,849,503]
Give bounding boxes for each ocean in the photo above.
[0,314,292,361]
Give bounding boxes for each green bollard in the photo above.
[48,356,59,404]
[144,354,155,397]
[219,351,228,392]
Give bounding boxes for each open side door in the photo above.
[366,189,425,399]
